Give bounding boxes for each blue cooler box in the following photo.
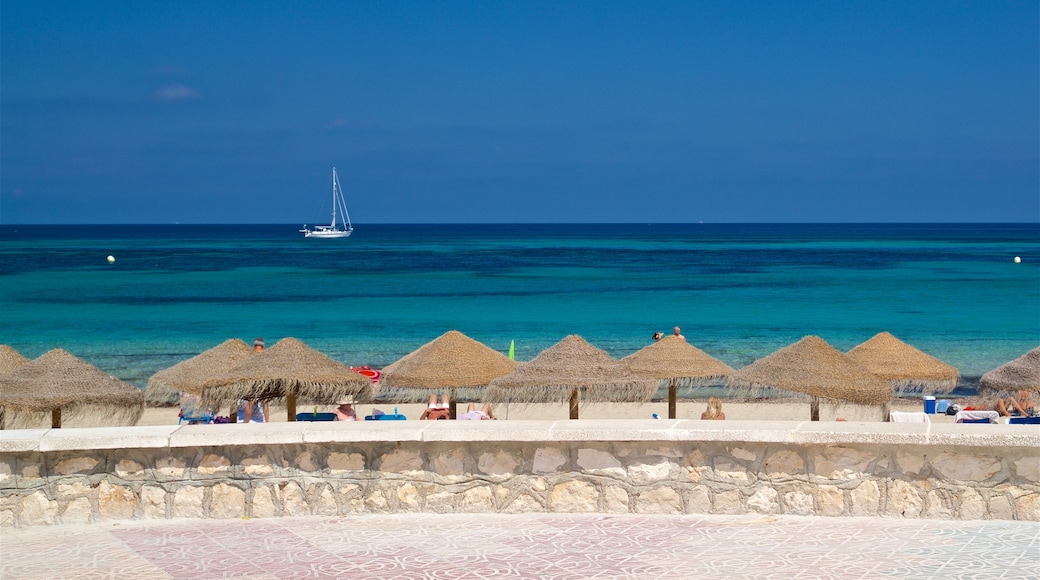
[923,396,936,414]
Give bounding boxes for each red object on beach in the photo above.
[352,366,381,383]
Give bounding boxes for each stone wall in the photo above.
[2,420,1037,527]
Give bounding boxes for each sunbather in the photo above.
[458,402,496,420]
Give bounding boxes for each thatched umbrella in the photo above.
[0,345,30,376]
[621,336,734,419]
[144,339,256,405]
[846,332,959,394]
[727,336,893,421]
[0,349,144,429]
[485,335,658,419]
[378,330,517,419]
[980,347,1040,394]
[199,337,373,421]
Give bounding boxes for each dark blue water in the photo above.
[2,223,1037,391]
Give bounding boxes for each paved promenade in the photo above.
[2,513,1037,579]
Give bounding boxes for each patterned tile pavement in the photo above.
[1,513,1037,579]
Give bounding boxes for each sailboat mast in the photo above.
[330,167,339,228]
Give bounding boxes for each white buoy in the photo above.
[107,255,115,263]
[1014,256,1021,263]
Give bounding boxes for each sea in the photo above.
[1,223,1037,396]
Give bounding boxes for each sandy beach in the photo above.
[130,397,962,427]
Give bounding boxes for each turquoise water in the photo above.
[1,224,1037,391]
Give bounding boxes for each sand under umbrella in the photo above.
[144,339,256,405]
[980,347,1040,395]
[378,330,517,418]
[199,337,373,421]
[0,345,30,377]
[621,336,734,419]
[846,332,959,394]
[485,335,658,419]
[727,335,893,421]
[0,348,144,429]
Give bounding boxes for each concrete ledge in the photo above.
[2,420,1036,451]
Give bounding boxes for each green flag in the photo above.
[508,340,515,361]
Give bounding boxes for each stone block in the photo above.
[958,488,987,520]
[764,450,803,480]
[627,461,674,485]
[379,449,423,473]
[242,456,275,477]
[926,490,954,519]
[747,487,779,514]
[783,491,814,515]
[533,447,567,474]
[478,451,519,477]
[431,449,466,476]
[636,487,682,514]
[814,447,873,480]
[646,446,682,457]
[932,453,1002,482]
[687,486,711,514]
[684,449,710,483]
[576,448,623,476]
[60,497,93,524]
[97,481,136,521]
[460,486,495,513]
[313,485,338,516]
[603,486,629,513]
[140,485,167,519]
[210,483,245,519]
[335,483,365,514]
[887,480,923,517]
[425,491,456,513]
[714,490,743,514]
[295,450,318,472]
[895,452,925,475]
[730,447,757,462]
[1013,491,1040,521]
[57,481,93,499]
[279,481,309,516]
[713,459,750,482]
[989,493,1013,520]
[54,456,99,475]
[173,486,205,519]
[114,459,145,477]
[817,485,844,516]
[365,490,389,512]
[21,464,40,480]
[252,486,278,518]
[0,460,11,483]
[849,481,880,516]
[198,454,231,475]
[550,480,599,513]
[328,452,365,473]
[396,483,420,510]
[155,456,187,478]
[503,493,544,514]
[20,491,57,525]
[1013,456,1039,482]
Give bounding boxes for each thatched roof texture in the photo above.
[846,331,959,393]
[0,345,30,376]
[378,330,517,402]
[621,336,734,386]
[199,337,373,408]
[980,347,1040,394]
[0,348,144,428]
[145,338,255,403]
[727,336,893,405]
[484,335,657,405]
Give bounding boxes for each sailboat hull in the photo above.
[304,228,352,238]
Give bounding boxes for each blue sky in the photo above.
[2,1,1037,224]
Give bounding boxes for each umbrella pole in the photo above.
[668,379,677,419]
[569,388,579,420]
[449,388,457,420]
[229,402,237,423]
[287,392,297,422]
[810,397,820,421]
[52,407,61,429]
[882,400,891,422]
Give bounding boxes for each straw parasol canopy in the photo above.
[621,335,734,418]
[378,330,517,407]
[485,335,658,419]
[980,347,1040,394]
[145,338,256,404]
[846,332,959,394]
[199,337,373,420]
[727,336,893,420]
[0,345,30,376]
[0,348,144,429]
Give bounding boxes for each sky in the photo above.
[2,1,1038,224]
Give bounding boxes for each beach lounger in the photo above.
[1006,416,1040,424]
[889,412,930,423]
[178,412,215,425]
[296,412,337,421]
[365,408,407,421]
[954,410,999,423]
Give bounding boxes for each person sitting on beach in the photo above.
[333,397,357,421]
[419,394,450,420]
[253,337,265,352]
[458,402,496,420]
[701,396,725,420]
[652,332,664,342]
[237,398,268,423]
[673,326,686,341]
[1007,390,1035,416]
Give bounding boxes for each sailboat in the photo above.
[300,167,353,238]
